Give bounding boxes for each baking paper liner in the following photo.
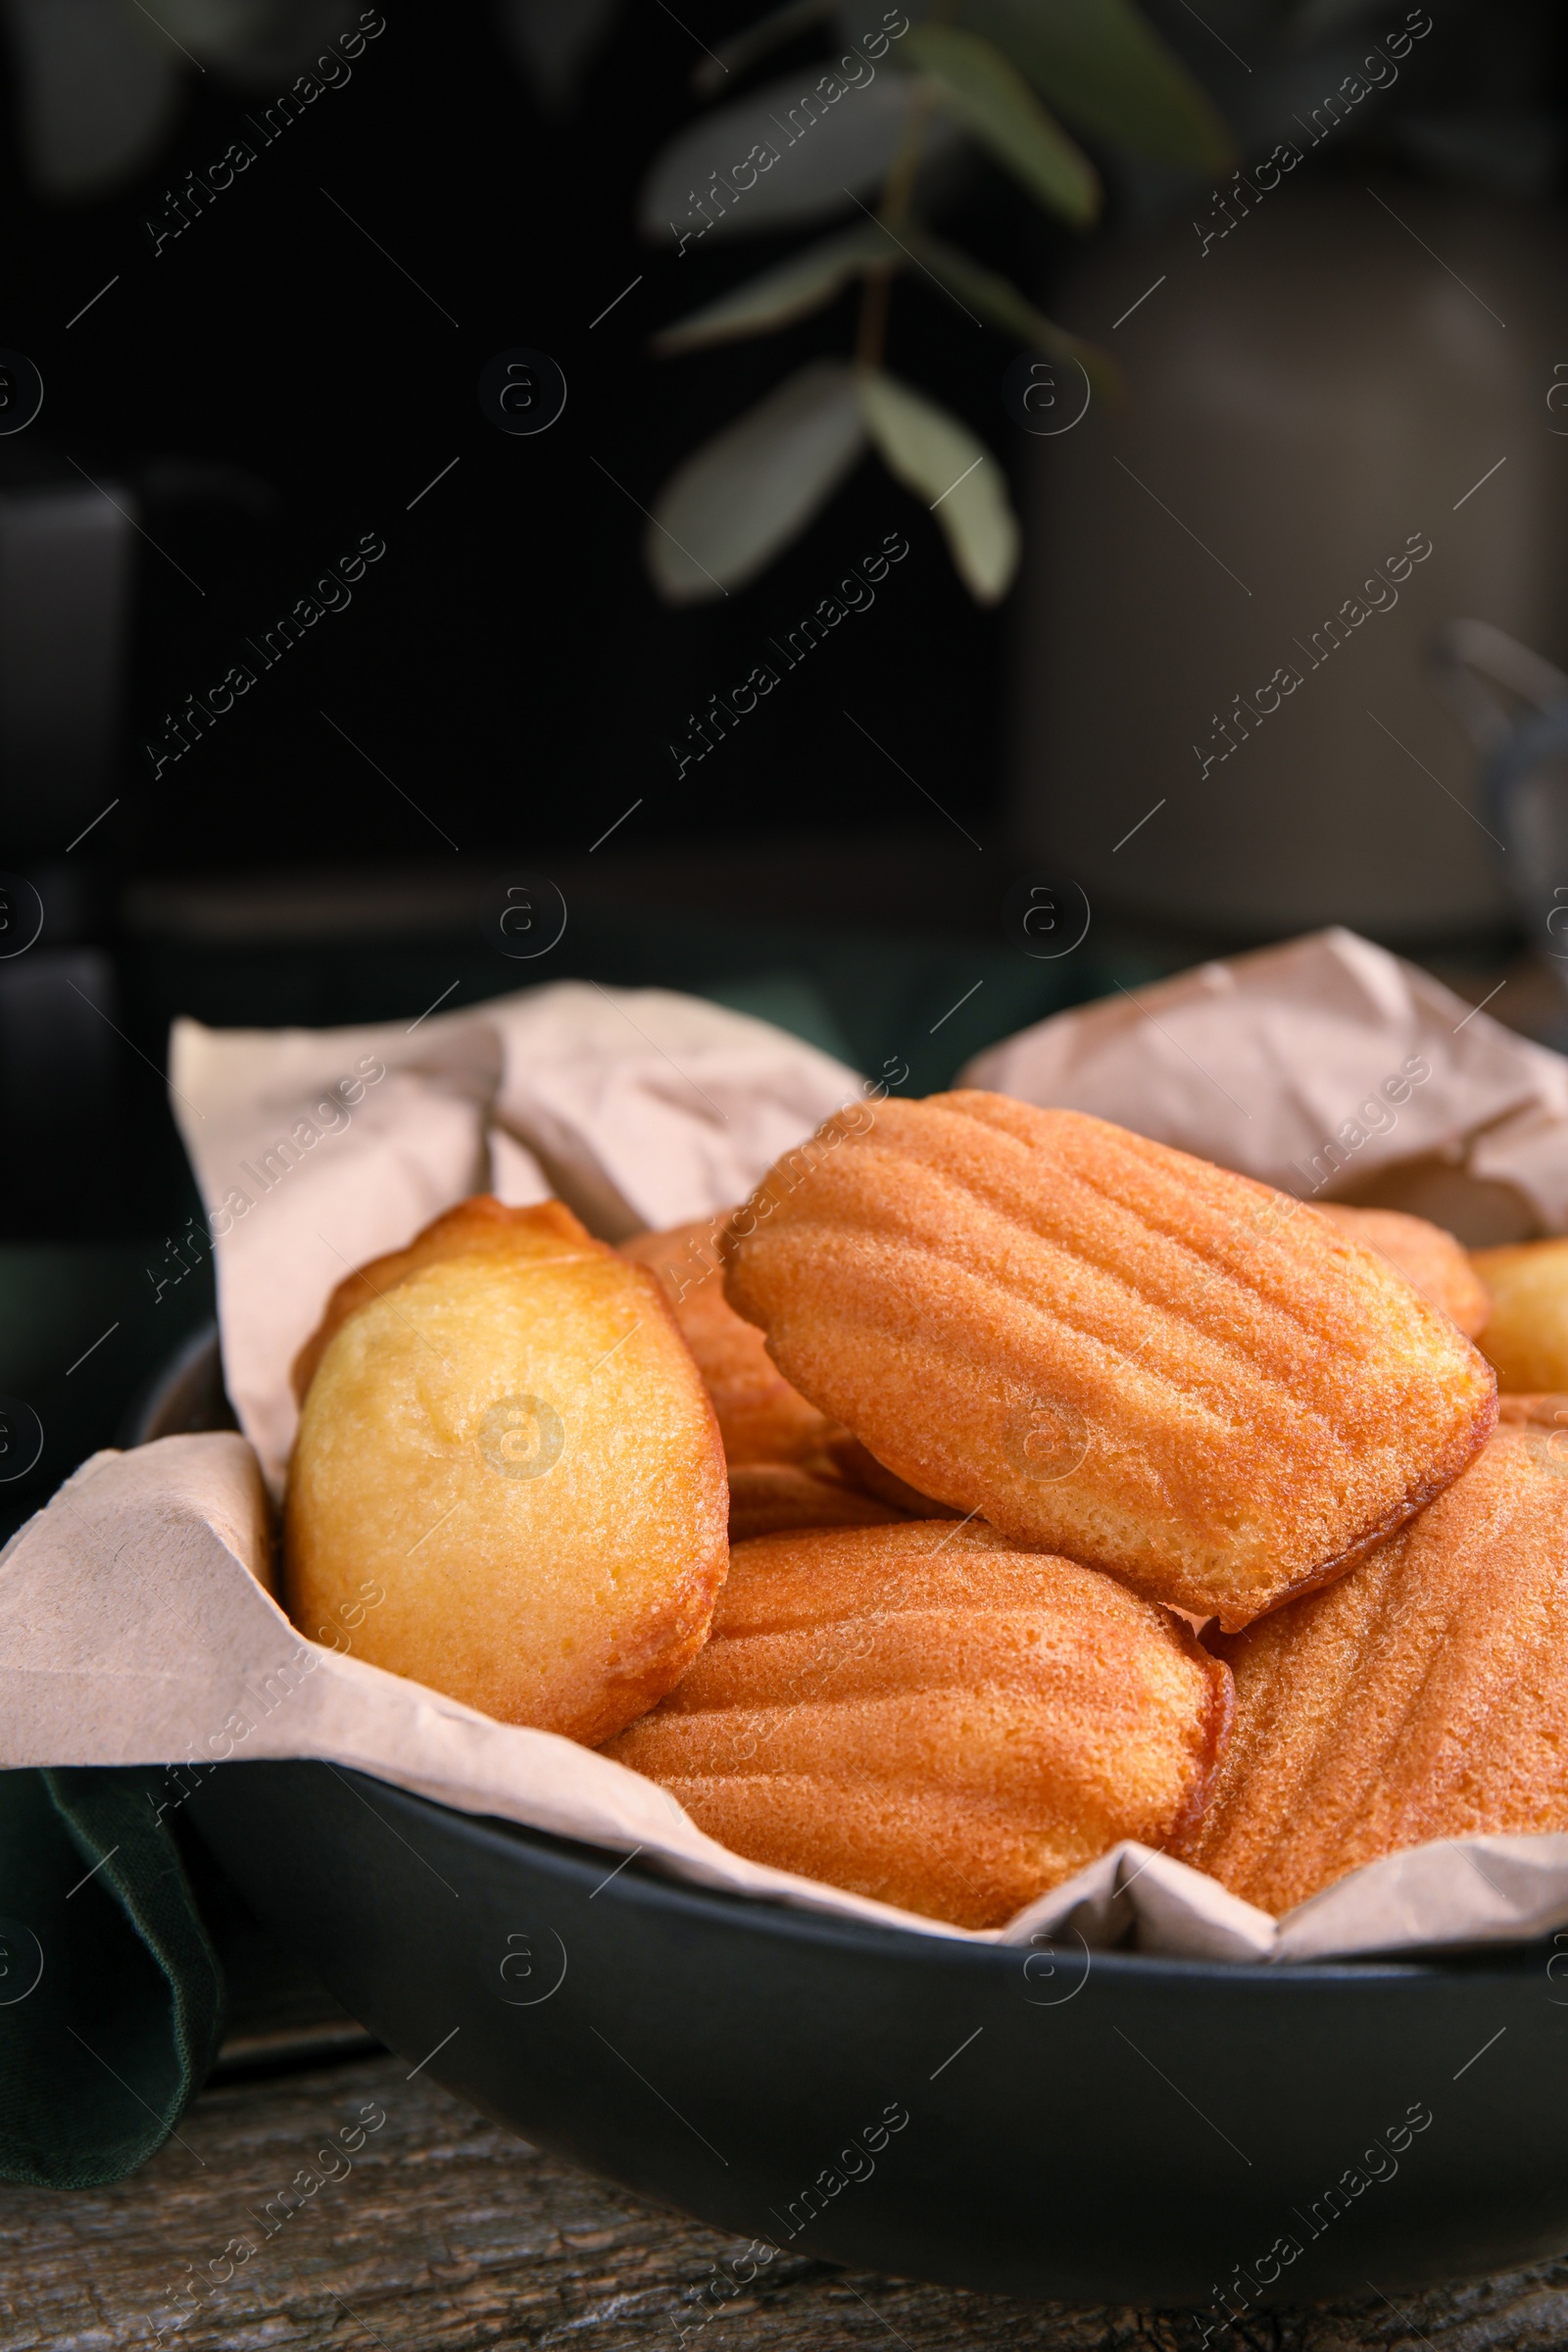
[7,946,1568,1959]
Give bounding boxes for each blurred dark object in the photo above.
[0,1238,216,1546]
[0,936,122,1218]
[1012,176,1568,941]
[0,451,272,858]
[0,473,131,854]
[0,852,122,1231]
[0,456,271,1232]
[1430,618,1568,1045]
[1,0,373,201]
[1133,0,1565,208]
[0,828,1179,1252]
[117,837,1121,1097]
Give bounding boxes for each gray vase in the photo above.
[1011,176,1568,940]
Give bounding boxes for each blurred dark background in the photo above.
[1,0,1030,867]
[4,0,1568,1531]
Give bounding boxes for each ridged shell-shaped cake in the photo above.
[621,1218,947,1538]
[1177,1429,1568,1912]
[724,1459,908,1543]
[603,1520,1232,1930]
[1316,1202,1491,1338]
[723,1092,1496,1628]
[621,1217,835,1466]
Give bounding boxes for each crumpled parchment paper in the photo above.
[6,944,1568,1960]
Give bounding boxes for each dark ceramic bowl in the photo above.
[150,1329,1568,2305]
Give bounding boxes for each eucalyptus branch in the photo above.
[854,82,939,370]
[856,0,955,375]
[639,0,1226,601]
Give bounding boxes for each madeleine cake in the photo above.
[285,1196,728,1744]
[1177,1429,1568,1913]
[621,1217,836,1465]
[821,1431,963,1519]
[1316,1202,1490,1338]
[726,1459,909,1543]
[1472,1238,1568,1391]
[723,1092,1495,1628]
[604,1520,1232,1930]
[622,1220,956,1527]
[292,1192,593,1405]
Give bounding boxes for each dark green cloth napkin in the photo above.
[0,1766,224,2187]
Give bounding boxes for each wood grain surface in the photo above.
[5,2052,1568,2351]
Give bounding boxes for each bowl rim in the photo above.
[117,1316,233,1448]
[338,1763,1559,1987]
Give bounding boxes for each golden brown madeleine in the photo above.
[723,1092,1496,1630]
[1472,1238,1568,1391]
[821,1431,963,1518]
[619,1219,956,1527]
[1176,1430,1568,1914]
[285,1197,728,1745]
[1316,1203,1491,1339]
[604,1520,1232,1931]
[621,1217,835,1465]
[726,1460,909,1544]
[292,1194,592,1406]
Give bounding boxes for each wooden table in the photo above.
[7,2005,1568,2350]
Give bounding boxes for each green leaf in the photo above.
[647,360,868,602]
[955,0,1232,171]
[905,228,1121,402]
[859,369,1019,603]
[903,24,1101,227]
[637,68,958,242]
[653,224,891,353]
[693,0,835,96]
[651,221,1120,407]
